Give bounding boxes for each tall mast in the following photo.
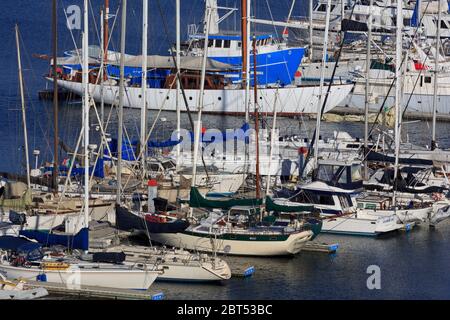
[141,0,148,178]
[15,25,31,189]
[103,0,109,72]
[393,0,403,206]
[100,9,105,159]
[252,36,261,200]
[309,0,313,60]
[364,0,373,180]
[190,6,212,217]
[82,0,90,231]
[242,0,250,122]
[176,0,181,171]
[100,0,109,161]
[52,0,59,192]
[431,0,442,150]
[117,0,127,204]
[313,0,332,166]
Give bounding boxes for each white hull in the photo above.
[55,79,353,116]
[98,246,232,282]
[342,76,450,115]
[0,263,158,290]
[150,230,313,256]
[321,213,403,236]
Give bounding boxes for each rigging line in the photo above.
[367,0,432,139]
[89,0,101,49]
[156,0,211,179]
[16,30,53,160]
[155,0,195,131]
[122,76,179,189]
[302,0,359,175]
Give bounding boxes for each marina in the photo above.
[1,0,450,303]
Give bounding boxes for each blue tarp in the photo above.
[0,236,43,261]
[411,0,419,27]
[19,227,89,251]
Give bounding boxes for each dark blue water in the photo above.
[1,1,450,300]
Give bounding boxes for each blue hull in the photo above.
[116,205,190,233]
[211,47,305,86]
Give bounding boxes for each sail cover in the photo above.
[189,187,263,209]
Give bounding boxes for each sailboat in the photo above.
[0,1,161,290]
[46,0,353,116]
[150,4,316,256]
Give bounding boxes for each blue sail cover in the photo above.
[147,138,182,148]
[107,138,137,161]
[19,228,89,251]
[411,0,419,27]
[0,236,44,261]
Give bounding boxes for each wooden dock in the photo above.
[23,280,164,300]
[303,242,339,254]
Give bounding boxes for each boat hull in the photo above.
[0,264,158,290]
[149,230,313,256]
[321,213,403,236]
[115,206,189,233]
[54,79,353,116]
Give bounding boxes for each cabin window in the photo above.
[316,4,327,12]
[424,76,432,84]
[208,39,214,47]
[338,195,351,209]
[215,39,223,48]
[318,195,335,205]
[441,20,448,29]
[351,164,362,181]
[224,40,231,48]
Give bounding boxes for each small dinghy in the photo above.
[0,272,48,300]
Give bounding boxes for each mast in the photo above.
[265,91,278,197]
[364,0,373,180]
[313,0,332,166]
[431,0,442,150]
[252,36,261,200]
[176,0,181,171]
[309,0,313,60]
[104,0,109,71]
[242,0,250,122]
[393,0,403,207]
[117,0,127,204]
[190,5,212,216]
[82,0,90,232]
[52,0,59,192]
[15,25,31,189]
[100,9,105,159]
[141,0,148,177]
[100,0,109,160]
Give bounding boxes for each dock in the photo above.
[23,280,164,300]
[303,242,339,254]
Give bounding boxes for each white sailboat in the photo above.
[0,1,160,291]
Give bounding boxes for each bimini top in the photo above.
[0,236,43,261]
